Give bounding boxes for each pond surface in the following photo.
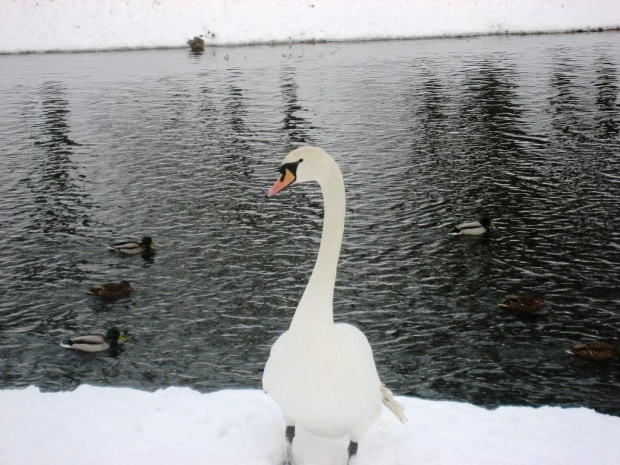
[0,32,619,415]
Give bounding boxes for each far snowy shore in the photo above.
[1,0,620,54]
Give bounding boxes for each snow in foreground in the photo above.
[1,0,620,54]
[1,385,618,465]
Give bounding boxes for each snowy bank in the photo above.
[1,0,620,54]
[1,385,619,465]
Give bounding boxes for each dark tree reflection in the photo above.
[593,55,619,141]
[222,69,253,181]
[460,58,525,158]
[31,82,91,236]
[280,67,315,147]
[456,57,528,219]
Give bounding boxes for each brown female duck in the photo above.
[567,339,620,360]
[499,294,545,313]
[87,281,135,299]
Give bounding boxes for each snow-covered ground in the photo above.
[2,2,620,464]
[1,385,619,465]
[1,0,619,54]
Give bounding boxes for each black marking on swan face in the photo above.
[277,159,303,181]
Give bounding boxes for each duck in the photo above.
[108,236,155,255]
[262,147,406,465]
[187,36,205,52]
[499,293,545,313]
[86,281,135,300]
[60,328,127,353]
[567,339,620,360]
[450,217,495,236]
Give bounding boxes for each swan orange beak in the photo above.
[267,168,296,197]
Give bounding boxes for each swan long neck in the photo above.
[290,163,345,333]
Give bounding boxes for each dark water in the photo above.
[0,33,619,415]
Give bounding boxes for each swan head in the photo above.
[267,146,336,197]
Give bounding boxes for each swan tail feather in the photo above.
[381,383,407,424]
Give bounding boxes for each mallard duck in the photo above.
[108,236,155,255]
[61,328,127,353]
[567,339,620,360]
[450,217,496,236]
[87,281,135,299]
[187,36,205,52]
[499,293,545,313]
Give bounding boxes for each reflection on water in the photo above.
[0,33,619,415]
[32,82,91,236]
[281,67,315,146]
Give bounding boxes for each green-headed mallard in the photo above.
[61,328,127,353]
[108,236,155,255]
[567,339,620,360]
[87,281,135,300]
[499,293,545,313]
[450,217,496,236]
[187,36,205,52]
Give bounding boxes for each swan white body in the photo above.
[263,147,404,446]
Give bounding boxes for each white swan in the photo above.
[263,147,406,464]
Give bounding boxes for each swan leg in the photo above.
[282,425,295,465]
[347,441,358,464]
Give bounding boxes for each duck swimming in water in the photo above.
[61,328,127,353]
[499,294,545,313]
[87,281,135,300]
[450,217,496,236]
[567,339,620,360]
[108,236,155,255]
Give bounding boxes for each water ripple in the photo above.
[0,34,619,414]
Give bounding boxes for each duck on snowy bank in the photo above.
[187,36,205,52]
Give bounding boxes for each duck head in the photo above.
[119,281,135,291]
[106,328,127,342]
[480,217,496,229]
[141,236,156,246]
